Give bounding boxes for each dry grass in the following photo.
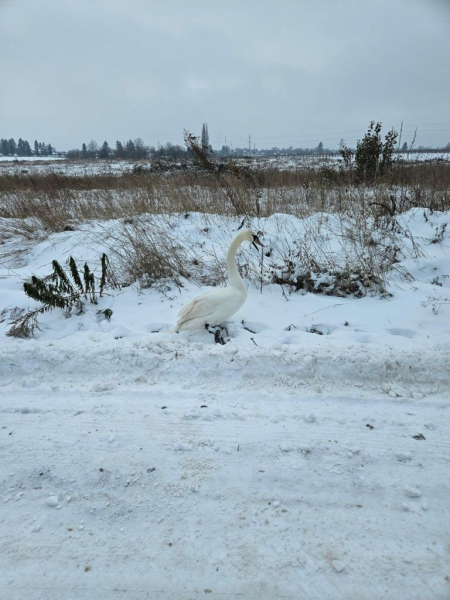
[0,168,449,232]
[106,218,193,289]
[1,158,448,227]
[103,213,237,290]
[0,157,448,296]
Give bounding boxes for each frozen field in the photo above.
[0,209,449,599]
[0,151,448,177]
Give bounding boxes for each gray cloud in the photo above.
[1,0,449,150]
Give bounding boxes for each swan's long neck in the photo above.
[227,233,247,294]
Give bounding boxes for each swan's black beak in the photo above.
[252,235,265,251]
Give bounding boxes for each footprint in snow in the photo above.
[308,324,336,336]
[145,323,167,333]
[92,382,115,393]
[241,320,270,334]
[386,328,418,339]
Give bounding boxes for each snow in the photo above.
[404,486,423,498]
[0,155,64,162]
[0,157,133,176]
[0,208,449,599]
[45,495,60,507]
[1,380,449,598]
[331,560,346,573]
[0,151,448,177]
[396,451,413,461]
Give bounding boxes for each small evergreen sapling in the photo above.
[6,254,117,338]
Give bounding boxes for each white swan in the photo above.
[168,229,264,333]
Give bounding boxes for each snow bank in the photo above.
[1,334,449,397]
[0,208,449,396]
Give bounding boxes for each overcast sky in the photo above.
[1,0,449,151]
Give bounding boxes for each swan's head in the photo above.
[241,229,264,250]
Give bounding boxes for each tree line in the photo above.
[0,138,54,157]
[66,138,335,160]
[4,131,448,162]
[67,139,150,160]
[66,138,190,160]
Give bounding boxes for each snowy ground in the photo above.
[0,157,129,176]
[0,156,65,162]
[0,209,449,599]
[1,376,449,599]
[0,151,448,176]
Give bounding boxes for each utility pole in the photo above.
[397,120,403,153]
[248,134,251,157]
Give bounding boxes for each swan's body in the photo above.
[168,229,263,333]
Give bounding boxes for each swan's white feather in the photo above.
[169,286,247,332]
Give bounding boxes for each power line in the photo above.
[223,129,450,146]
[139,121,450,149]
[225,134,450,147]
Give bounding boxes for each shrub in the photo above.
[341,121,399,182]
[262,211,410,298]
[5,254,117,338]
[354,121,398,182]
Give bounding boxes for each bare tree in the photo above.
[134,138,149,159]
[87,140,99,158]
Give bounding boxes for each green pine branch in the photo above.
[6,254,115,338]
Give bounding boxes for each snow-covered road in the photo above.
[1,355,449,600]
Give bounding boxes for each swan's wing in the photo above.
[177,290,220,321]
[174,288,239,330]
